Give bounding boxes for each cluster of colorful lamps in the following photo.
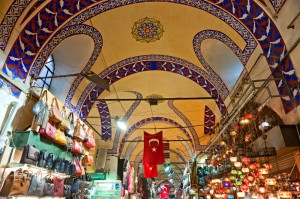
[206,156,295,198]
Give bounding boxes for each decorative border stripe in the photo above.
[168,100,201,151]
[96,101,112,141]
[204,105,215,135]
[0,0,32,50]
[193,30,257,92]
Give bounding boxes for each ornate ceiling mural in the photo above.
[131,17,164,43]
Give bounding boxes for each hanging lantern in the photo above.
[228,194,234,199]
[254,162,261,169]
[236,180,242,186]
[223,177,230,182]
[278,191,292,198]
[247,175,255,182]
[240,119,249,125]
[237,171,243,175]
[230,131,237,137]
[249,164,256,170]
[258,187,267,194]
[225,189,233,194]
[265,178,277,186]
[222,181,231,188]
[239,175,246,179]
[268,194,278,199]
[216,188,225,194]
[214,194,226,198]
[242,167,250,173]
[237,192,245,198]
[242,157,250,165]
[231,170,237,175]
[211,179,221,184]
[244,113,253,119]
[209,189,214,195]
[259,168,269,175]
[230,175,236,181]
[243,178,249,185]
[234,125,242,130]
[240,184,249,192]
[234,161,243,168]
[230,156,237,163]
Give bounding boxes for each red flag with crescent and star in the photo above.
[143,131,164,165]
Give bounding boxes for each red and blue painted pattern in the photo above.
[96,100,112,141]
[204,105,215,135]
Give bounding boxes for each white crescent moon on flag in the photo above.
[149,138,159,146]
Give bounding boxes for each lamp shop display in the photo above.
[197,104,300,199]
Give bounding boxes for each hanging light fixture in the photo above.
[265,178,277,186]
[234,161,243,168]
[115,116,126,130]
[278,191,292,198]
[230,156,238,163]
[237,191,245,198]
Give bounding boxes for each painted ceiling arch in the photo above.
[1,0,298,113]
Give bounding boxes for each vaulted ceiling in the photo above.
[1,0,297,184]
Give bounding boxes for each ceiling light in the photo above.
[115,116,126,131]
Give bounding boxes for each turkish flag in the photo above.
[143,131,164,165]
[144,164,158,178]
[160,184,169,198]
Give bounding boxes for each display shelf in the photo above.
[3,163,70,178]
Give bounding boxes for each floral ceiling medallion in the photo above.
[131,17,164,43]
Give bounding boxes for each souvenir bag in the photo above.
[43,176,54,196]
[55,128,67,145]
[64,185,72,199]
[66,136,73,151]
[49,97,62,123]
[83,128,95,148]
[39,121,56,140]
[74,119,86,141]
[71,179,80,193]
[72,139,82,154]
[20,145,40,165]
[53,157,63,172]
[37,149,47,168]
[82,155,94,167]
[27,171,45,196]
[60,106,71,132]
[53,176,64,197]
[71,156,83,176]
[0,169,31,196]
[45,153,54,170]
[66,112,74,137]
[32,90,50,129]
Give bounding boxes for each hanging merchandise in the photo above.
[37,149,47,167]
[49,97,63,123]
[74,118,87,141]
[20,145,40,165]
[43,177,55,196]
[144,164,158,178]
[72,156,84,176]
[0,169,31,196]
[83,128,96,148]
[59,106,71,132]
[127,165,135,193]
[160,184,169,199]
[39,121,57,140]
[27,171,45,196]
[53,176,65,197]
[143,131,164,165]
[32,90,50,129]
[55,128,67,145]
[72,139,84,154]
[82,154,94,167]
